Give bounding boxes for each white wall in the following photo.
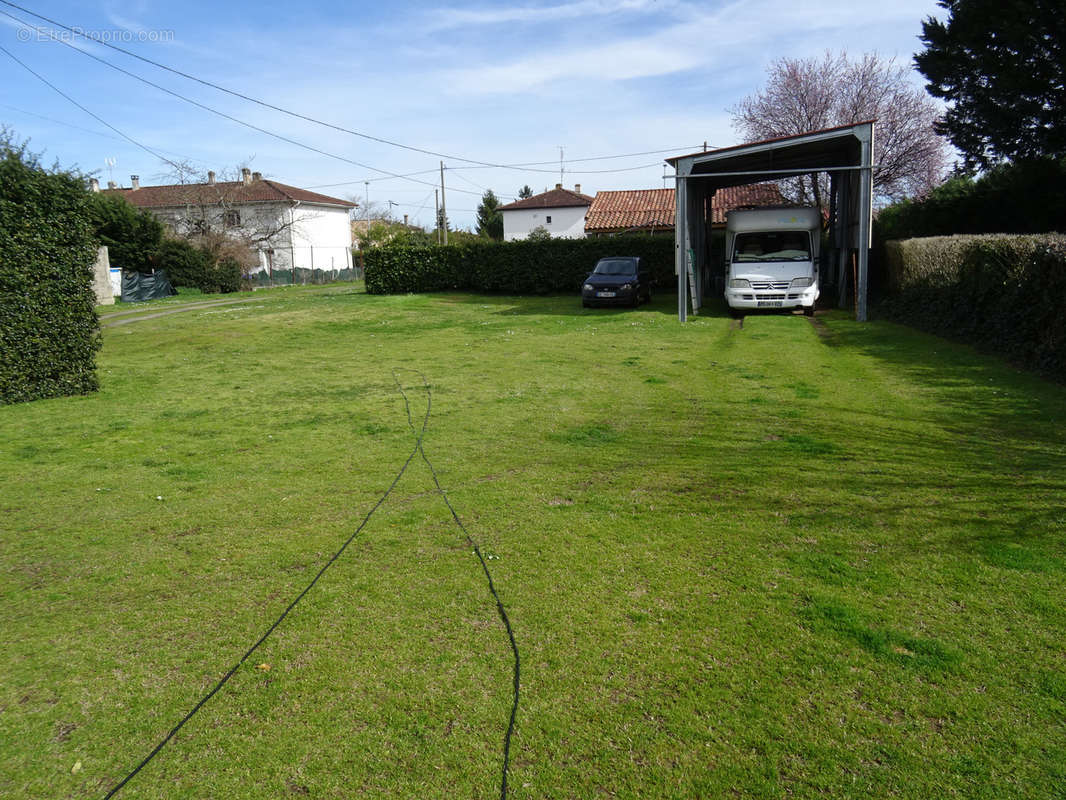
[503,205,588,241]
[287,205,353,272]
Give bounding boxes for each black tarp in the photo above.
[121,270,176,302]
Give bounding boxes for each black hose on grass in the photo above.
[102,372,519,800]
[393,369,520,800]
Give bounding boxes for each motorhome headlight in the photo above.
[790,277,813,288]
[728,279,750,289]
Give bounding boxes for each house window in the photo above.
[223,209,240,228]
[545,215,552,224]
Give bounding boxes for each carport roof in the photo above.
[666,121,874,190]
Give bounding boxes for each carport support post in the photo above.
[856,128,873,322]
[675,170,689,322]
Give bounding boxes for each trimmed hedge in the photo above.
[0,142,100,404]
[153,238,245,294]
[879,234,1066,378]
[365,235,675,295]
[155,238,211,290]
[875,158,1066,241]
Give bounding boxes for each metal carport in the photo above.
[667,122,875,321]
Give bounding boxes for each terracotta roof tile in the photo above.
[584,183,784,232]
[584,189,675,233]
[104,179,356,209]
[498,186,594,211]
[709,183,786,224]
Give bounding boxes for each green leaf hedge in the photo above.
[0,144,101,404]
[364,235,676,296]
[879,234,1066,378]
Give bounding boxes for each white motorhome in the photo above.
[724,207,820,316]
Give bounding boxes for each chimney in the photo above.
[207,170,216,185]
[90,177,100,193]
[252,171,262,182]
[574,183,581,194]
[241,167,251,185]
[107,180,117,190]
[130,175,140,190]
[555,183,562,190]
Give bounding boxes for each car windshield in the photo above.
[733,232,811,262]
[593,259,637,276]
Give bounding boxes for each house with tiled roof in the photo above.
[585,183,785,236]
[498,184,594,241]
[98,168,357,281]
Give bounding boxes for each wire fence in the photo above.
[248,265,364,288]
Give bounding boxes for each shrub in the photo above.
[878,234,1066,378]
[875,157,1066,242]
[87,192,164,274]
[207,256,244,294]
[155,238,210,290]
[154,235,249,294]
[365,235,675,296]
[0,133,100,404]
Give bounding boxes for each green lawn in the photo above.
[2,286,1064,799]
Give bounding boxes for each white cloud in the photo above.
[425,0,680,30]
[436,0,940,96]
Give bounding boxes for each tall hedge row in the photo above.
[0,142,100,404]
[879,234,1066,378]
[875,158,1066,241]
[364,235,675,295]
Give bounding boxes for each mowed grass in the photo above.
[2,285,1064,799]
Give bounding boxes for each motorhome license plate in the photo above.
[758,300,783,307]
[597,291,616,298]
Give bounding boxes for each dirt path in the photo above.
[100,299,253,327]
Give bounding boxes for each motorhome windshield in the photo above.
[733,232,811,263]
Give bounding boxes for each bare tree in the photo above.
[155,161,316,271]
[731,52,949,210]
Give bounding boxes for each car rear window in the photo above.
[594,259,637,275]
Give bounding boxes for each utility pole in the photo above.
[435,189,440,245]
[439,161,448,246]
[558,146,565,185]
[364,181,370,242]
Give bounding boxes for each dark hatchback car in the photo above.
[581,257,651,308]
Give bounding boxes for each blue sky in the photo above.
[1,0,943,230]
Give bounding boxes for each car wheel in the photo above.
[728,306,742,319]
[803,304,815,317]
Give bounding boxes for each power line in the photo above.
[1,14,497,200]
[0,43,183,170]
[2,0,571,174]
[0,102,215,167]
[0,2,705,176]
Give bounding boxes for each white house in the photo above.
[99,168,356,282]
[499,184,593,241]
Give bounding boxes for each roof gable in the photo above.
[499,186,594,211]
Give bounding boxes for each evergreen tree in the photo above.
[915,0,1066,168]
[476,189,503,241]
[518,185,533,199]
[87,192,164,273]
